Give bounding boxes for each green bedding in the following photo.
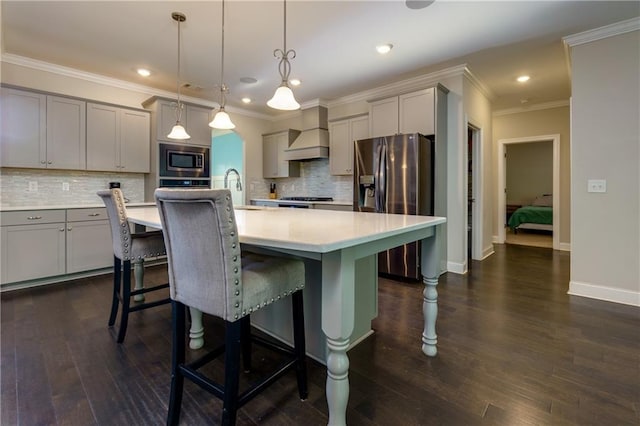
[508,206,553,230]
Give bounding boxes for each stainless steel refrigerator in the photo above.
[353,133,435,280]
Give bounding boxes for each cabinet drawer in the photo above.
[0,210,66,226]
[67,207,107,222]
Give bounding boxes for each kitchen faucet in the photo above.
[223,168,243,191]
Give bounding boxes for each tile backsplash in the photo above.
[1,159,353,208]
[249,158,353,201]
[0,168,145,207]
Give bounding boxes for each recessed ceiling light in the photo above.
[289,78,301,86]
[137,68,151,77]
[376,44,393,54]
[240,77,257,84]
[241,97,252,104]
[517,75,530,83]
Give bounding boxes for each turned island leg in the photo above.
[188,307,205,350]
[421,234,439,357]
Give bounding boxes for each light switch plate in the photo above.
[587,179,606,193]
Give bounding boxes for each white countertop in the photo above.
[127,205,446,254]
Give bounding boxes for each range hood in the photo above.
[283,106,329,160]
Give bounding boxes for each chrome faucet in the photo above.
[223,168,243,191]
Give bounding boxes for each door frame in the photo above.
[466,121,483,261]
[497,134,560,250]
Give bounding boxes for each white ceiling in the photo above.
[2,1,639,116]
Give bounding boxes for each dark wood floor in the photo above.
[2,244,639,425]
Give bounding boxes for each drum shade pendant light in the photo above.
[267,0,300,111]
[209,0,235,129]
[167,12,190,140]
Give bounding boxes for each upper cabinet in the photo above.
[262,130,301,178]
[86,103,150,173]
[148,98,213,147]
[329,115,369,176]
[1,88,86,170]
[369,87,437,138]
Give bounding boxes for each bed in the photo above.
[508,194,553,233]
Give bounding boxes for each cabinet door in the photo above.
[369,97,398,138]
[1,223,66,284]
[120,109,150,173]
[399,88,434,135]
[46,96,86,170]
[0,88,46,168]
[87,103,119,171]
[329,120,350,175]
[185,105,212,147]
[66,220,112,273]
[262,134,280,178]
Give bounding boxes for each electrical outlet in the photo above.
[62,182,70,191]
[587,179,606,193]
[28,181,38,192]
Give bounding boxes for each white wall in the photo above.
[568,28,639,306]
[506,142,553,205]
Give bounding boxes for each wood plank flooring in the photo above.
[2,244,639,425]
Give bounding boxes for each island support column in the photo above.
[421,233,440,356]
[321,249,356,426]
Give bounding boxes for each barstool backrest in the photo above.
[155,188,242,321]
[97,188,133,261]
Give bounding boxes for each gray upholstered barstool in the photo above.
[154,188,307,426]
[97,188,170,343]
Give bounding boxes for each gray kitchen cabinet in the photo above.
[0,210,66,284]
[87,103,150,173]
[0,87,46,168]
[66,207,112,273]
[0,88,86,170]
[0,208,113,286]
[262,130,301,178]
[146,98,212,147]
[329,115,369,175]
[46,95,87,169]
[369,87,443,138]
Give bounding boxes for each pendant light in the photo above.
[267,0,300,111]
[209,0,235,129]
[167,12,190,140]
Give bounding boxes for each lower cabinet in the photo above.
[66,208,113,274]
[1,208,112,286]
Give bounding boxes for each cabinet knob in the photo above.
[67,227,72,231]
[40,161,46,164]
[59,228,65,232]
[47,161,52,164]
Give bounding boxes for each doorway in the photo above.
[497,134,560,250]
[211,130,245,206]
[466,122,483,263]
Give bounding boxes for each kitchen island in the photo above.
[127,205,445,426]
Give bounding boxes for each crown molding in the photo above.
[1,53,272,121]
[563,17,640,48]
[493,99,570,117]
[463,66,495,101]
[327,64,470,109]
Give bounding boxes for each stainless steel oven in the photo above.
[159,143,210,179]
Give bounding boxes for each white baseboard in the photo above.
[480,245,495,260]
[447,261,466,275]
[492,235,501,244]
[568,281,640,306]
[558,242,571,251]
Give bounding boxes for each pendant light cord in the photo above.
[176,13,184,122]
[220,0,227,108]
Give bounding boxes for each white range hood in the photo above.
[283,106,329,160]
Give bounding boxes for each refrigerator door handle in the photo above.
[375,141,387,213]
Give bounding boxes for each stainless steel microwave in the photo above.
[159,143,210,179]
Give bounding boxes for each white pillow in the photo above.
[532,194,553,207]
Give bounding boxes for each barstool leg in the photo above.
[222,321,242,426]
[108,256,121,327]
[291,290,308,400]
[240,315,252,373]
[117,260,132,343]
[167,301,186,426]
